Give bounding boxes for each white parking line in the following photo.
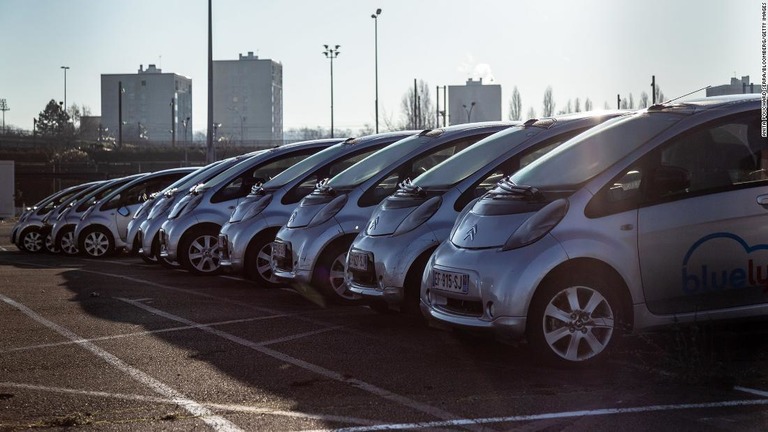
[734,386,768,398]
[0,382,378,427]
[0,315,288,354]
[0,293,243,432]
[0,245,8,252]
[118,297,473,427]
[309,398,768,432]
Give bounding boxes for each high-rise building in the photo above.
[448,78,502,125]
[101,64,192,145]
[213,52,283,145]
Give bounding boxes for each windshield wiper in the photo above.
[393,178,426,198]
[487,178,544,201]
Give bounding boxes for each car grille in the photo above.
[348,257,377,288]
[440,298,484,317]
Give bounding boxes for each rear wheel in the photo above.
[44,232,59,253]
[312,241,360,304]
[180,227,221,275]
[244,234,282,288]
[59,227,79,256]
[528,271,621,368]
[20,228,44,253]
[79,227,115,258]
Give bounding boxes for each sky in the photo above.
[0,0,762,135]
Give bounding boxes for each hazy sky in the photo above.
[0,0,761,134]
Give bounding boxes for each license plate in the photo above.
[272,241,287,259]
[348,251,369,271]
[432,269,469,294]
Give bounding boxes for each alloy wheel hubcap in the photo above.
[84,232,110,257]
[188,235,220,272]
[23,231,43,252]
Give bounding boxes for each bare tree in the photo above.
[628,93,635,109]
[542,86,555,117]
[639,92,649,108]
[400,79,435,130]
[574,98,582,113]
[527,107,536,119]
[654,86,665,104]
[584,98,593,111]
[509,86,522,121]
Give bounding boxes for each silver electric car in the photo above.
[219,131,417,286]
[11,181,99,253]
[421,95,766,367]
[158,139,341,275]
[74,167,196,258]
[272,122,516,303]
[126,157,241,264]
[38,181,110,253]
[51,174,144,255]
[348,112,625,313]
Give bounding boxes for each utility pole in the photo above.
[118,81,123,148]
[651,75,656,104]
[206,0,215,163]
[0,99,8,134]
[617,94,621,110]
[170,97,176,147]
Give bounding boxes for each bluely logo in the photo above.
[682,233,768,294]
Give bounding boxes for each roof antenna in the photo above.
[649,85,711,110]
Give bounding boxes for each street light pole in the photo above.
[60,66,69,114]
[118,81,124,148]
[323,44,340,138]
[462,101,476,123]
[170,97,176,147]
[371,8,381,133]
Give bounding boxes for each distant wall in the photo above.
[0,161,14,218]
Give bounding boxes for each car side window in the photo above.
[586,112,765,218]
[359,136,480,207]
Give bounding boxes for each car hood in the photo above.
[286,192,339,228]
[450,210,534,249]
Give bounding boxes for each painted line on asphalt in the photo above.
[0,382,378,427]
[0,293,243,432]
[306,398,768,432]
[0,245,8,252]
[734,386,768,398]
[118,297,472,427]
[0,315,288,354]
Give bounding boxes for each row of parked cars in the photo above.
[11,95,766,367]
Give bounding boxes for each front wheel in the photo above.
[312,241,360,304]
[79,227,115,258]
[180,227,221,275]
[528,272,621,368]
[44,232,59,254]
[20,228,44,253]
[244,234,282,288]
[59,227,79,256]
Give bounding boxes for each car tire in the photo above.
[79,227,115,258]
[59,227,79,256]
[19,228,44,253]
[528,270,621,368]
[44,232,59,254]
[312,241,360,304]
[244,233,282,288]
[139,237,159,264]
[180,226,221,275]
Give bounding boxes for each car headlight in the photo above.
[148,197,174,220]
[393,196,442,236]
[449,198,479,240]
[240,194,273,222]
[502,198,568,251]
[307,194,347,228]
[177,193,204,218]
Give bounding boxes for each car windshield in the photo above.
[264,143,345,189]
[413,125,538,189]
[170,159,234,192]
[199,150,268,191]
[511,112,684,189]
[328,134,430,189]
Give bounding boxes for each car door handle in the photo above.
[757,195,768,207]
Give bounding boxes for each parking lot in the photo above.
[2,220,768,431]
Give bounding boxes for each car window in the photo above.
[586,112,765,218]
[212,152,312,203]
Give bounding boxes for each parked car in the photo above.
[74,167,196,258]
[421,95,765,367]
[11,181,100,253]
[51,174,145,255]
[272,122,516,303]
[158,138,342,275]
[347,112,625,314]
[218,131,418,286]
[38,181,110,253]
[126,157,242,265]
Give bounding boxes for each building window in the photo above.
[141,80,146,86]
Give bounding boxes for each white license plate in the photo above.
[272,242,287,259]
[348,251,369,271]
[431,269,469,294]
